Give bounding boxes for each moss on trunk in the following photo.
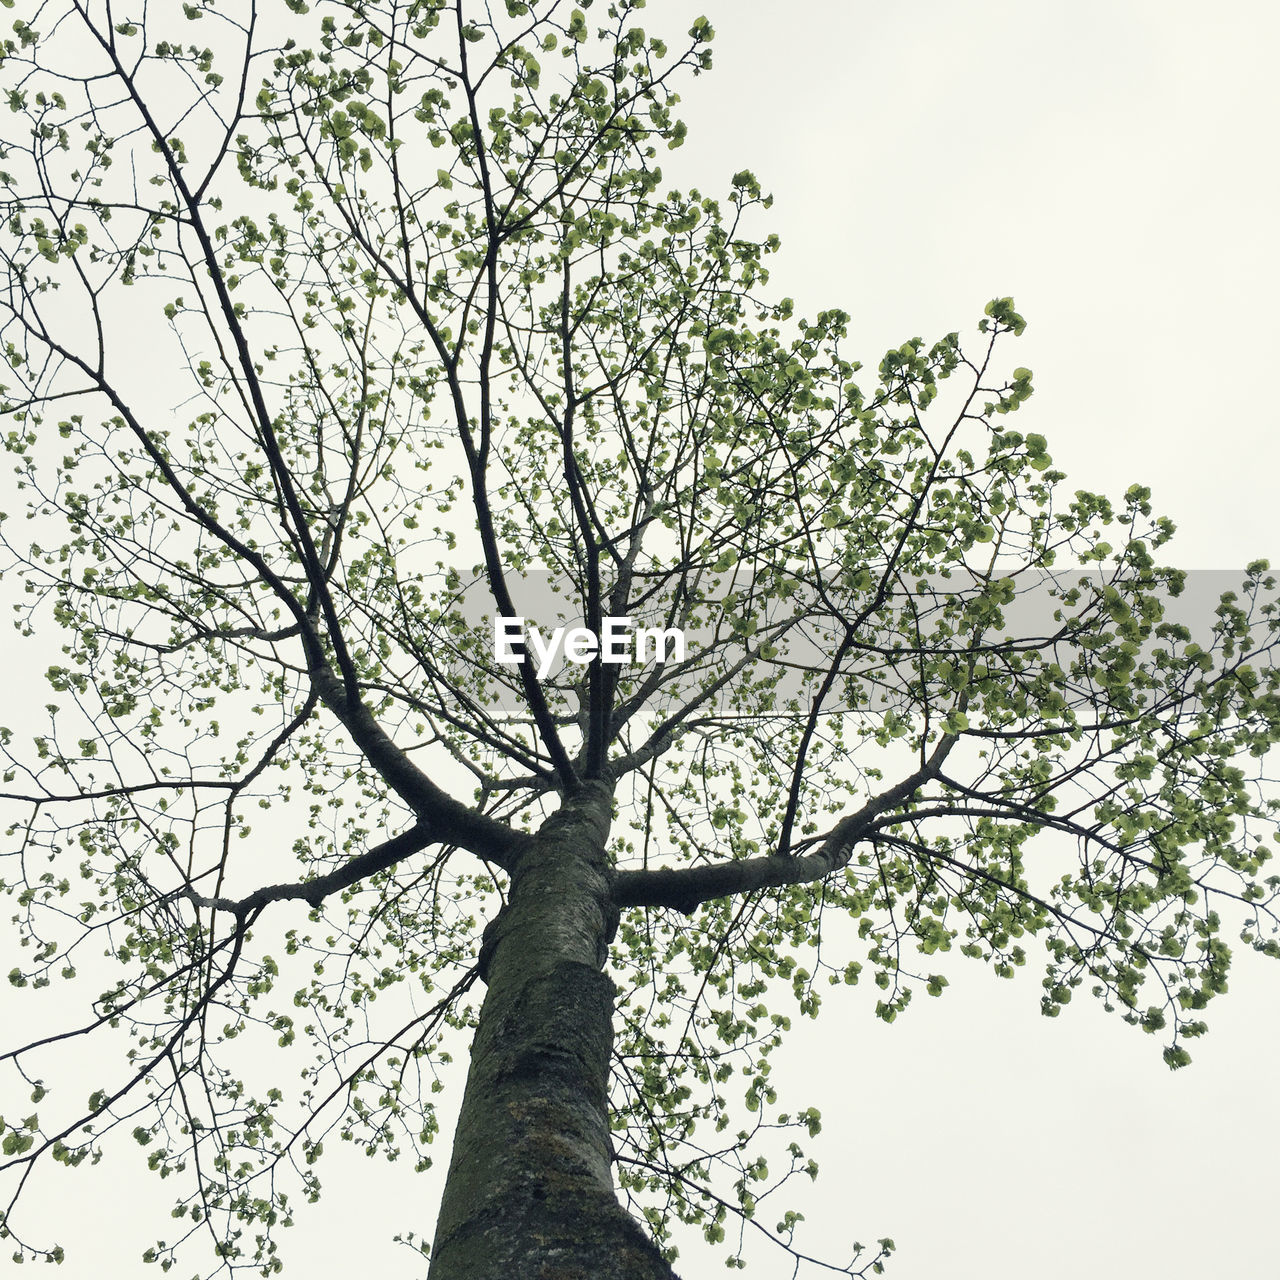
[428,783,678,1280]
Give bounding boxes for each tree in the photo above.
[2,1,1279,1276]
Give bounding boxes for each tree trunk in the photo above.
[428,781,678,1280]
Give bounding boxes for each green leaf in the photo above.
[2,1131,34,1156]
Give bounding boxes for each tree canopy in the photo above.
[2,2,1279,1276]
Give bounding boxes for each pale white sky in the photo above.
[6,3,1280,1277]
[663,3,1280,1276]
[666,0,1280,572]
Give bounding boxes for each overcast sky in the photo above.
[664,3,1280,1276]
[665,0,1280,576]
[7,2,1280,1277]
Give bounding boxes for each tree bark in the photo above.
[428,780,678,1280]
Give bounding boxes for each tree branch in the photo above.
[184,822,435,917]
[616,749,951,914]
[308,668,531,870]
